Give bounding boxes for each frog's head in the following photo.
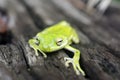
[28,35,68,52]
[28,38,40,49]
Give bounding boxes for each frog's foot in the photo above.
[33,48,47,58]
[64,57,85,76]
[42,53,47,58]
[64,57,73,67]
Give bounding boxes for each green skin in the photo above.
[28,21,85,76]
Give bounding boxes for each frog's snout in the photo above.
[28,40,32,46]
[28,39,36,47]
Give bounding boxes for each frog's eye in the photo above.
[33,37,39,45]
[35,40,40,46]
[34,37,39,40]
[56,38,63,46]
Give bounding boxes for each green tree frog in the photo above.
[28,21,85,76]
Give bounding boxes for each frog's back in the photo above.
[42,21,74,36]
[36,21,79,45]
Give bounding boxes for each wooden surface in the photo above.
[0,0,120,80]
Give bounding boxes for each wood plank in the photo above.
[21,0,120,80]
[0,0,120,80]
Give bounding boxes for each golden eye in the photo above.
[56,38,63,46]
[34,37,39,40]
[34,37,40,45]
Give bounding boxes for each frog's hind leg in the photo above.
[64,45,85,76]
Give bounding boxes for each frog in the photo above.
[28,21,85,76]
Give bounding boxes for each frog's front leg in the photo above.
[29,45,39,56]
[33,46,47,58]
[32,46,47,58]
[29,39,47,58]
[64,45,85,76]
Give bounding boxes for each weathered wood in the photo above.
[20,0,120,80]
[0,0,120,80]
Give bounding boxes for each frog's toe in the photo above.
[43,54,47,58]
[76,69,80,75]
[77,64,85,76]
[64,57,72,61]
[64,57,73,67]
[73,61,85,76]
[34,49,39,56]
[65,60,71,67]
